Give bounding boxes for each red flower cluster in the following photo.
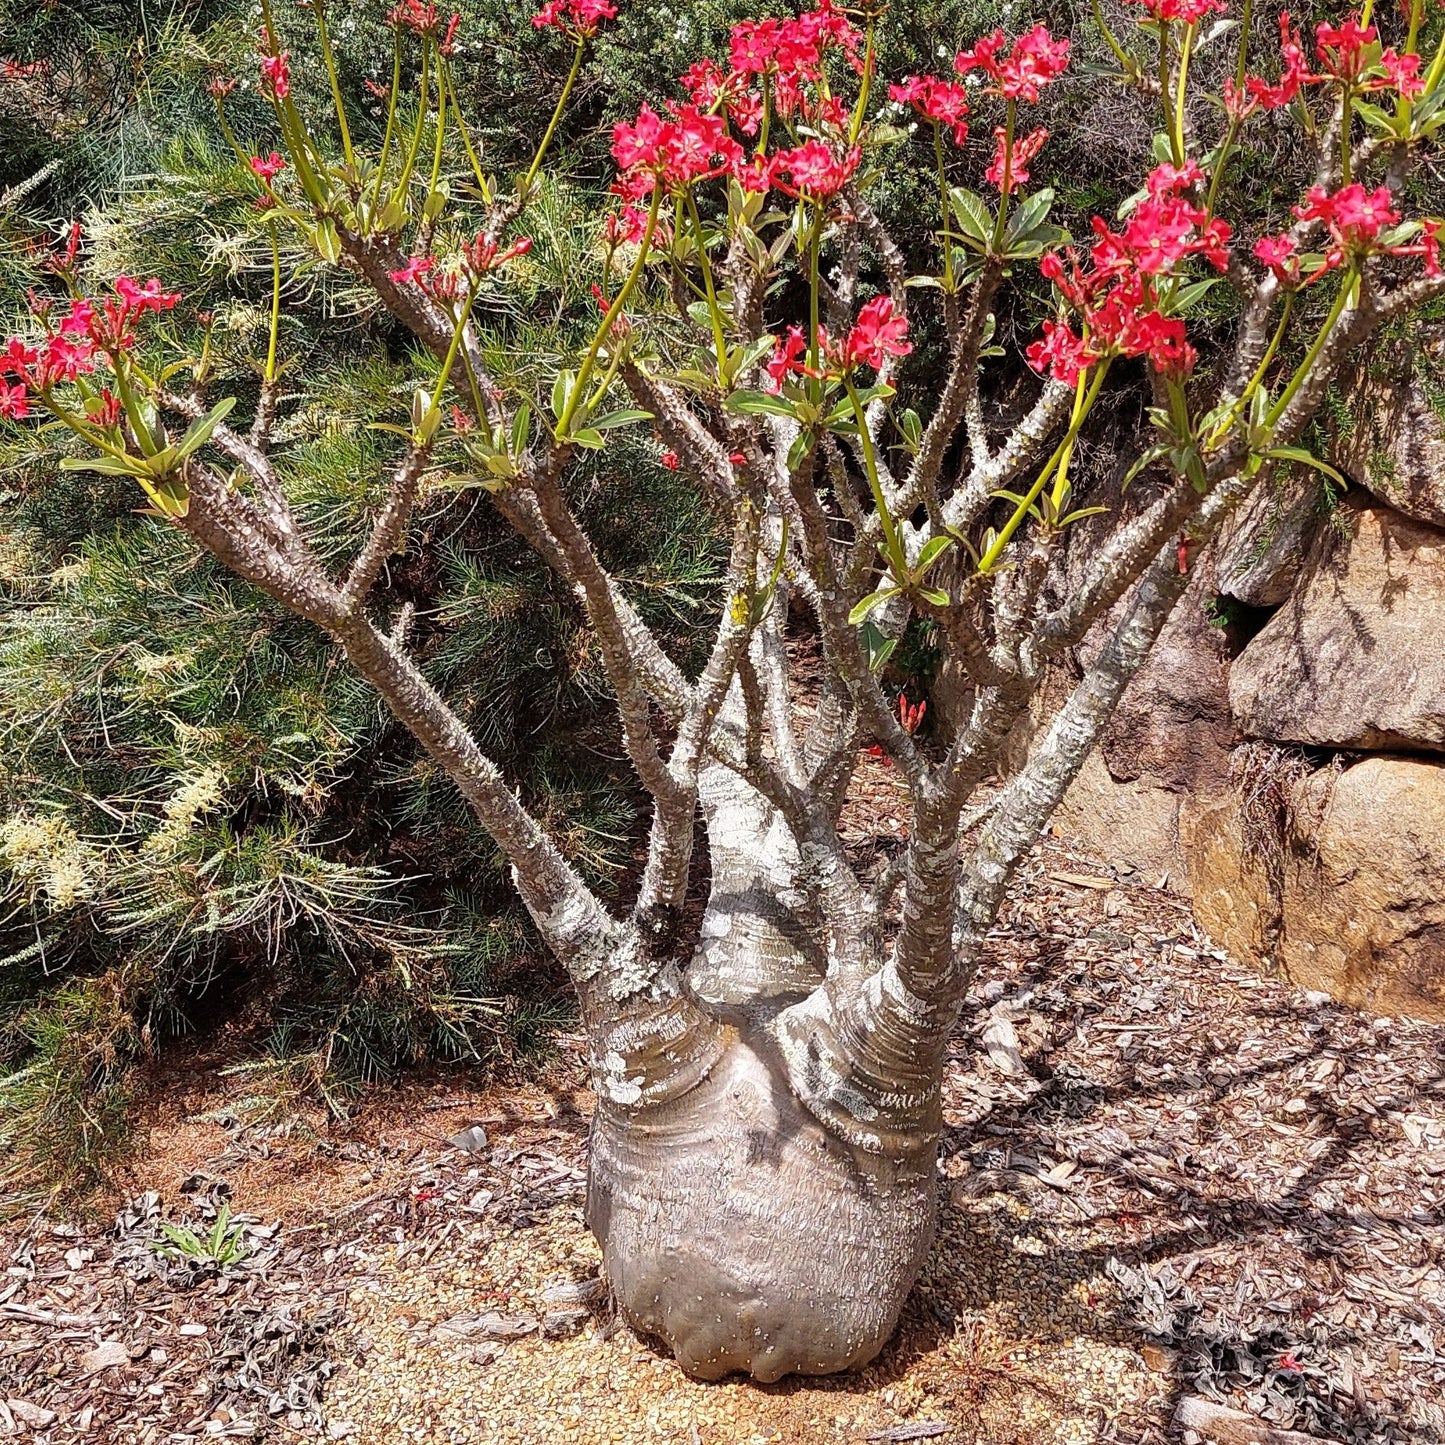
[898,694,927,735]
[728,1,860,114]
[610,101,744,235]
[1229,10,1423,119]
[768,139,861,200]
[955,25,1070,103]
[259,48,290,100]
[531,0,616,38]
[0,277,180,420]
[207,76,238,99]
[843,296,913,371]
[1030,164,1232,384]
[386,235,532,298]
[764,296,911,390]
[1126,0,1225,24]
[888,74,971,146]
[250,152,286,182]
[387,0,439,32]
[985,125,1049,193]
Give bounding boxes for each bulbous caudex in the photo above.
[587,1024,938,1381]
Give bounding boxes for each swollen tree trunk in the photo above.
[585,765,937,1381]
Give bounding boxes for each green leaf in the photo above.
[314,216,341,263]
[59,454,146,477]
[1168,278,1221,314]
[1122,444,1170,489]
[551,369,576,424]
[848,587,902,626]
[915,534,955,573]
[1264,445,1350,490]
[1006,188,1055,242]
[376,200,407,233]
[510,402,531,458]
[725,389,797,418]
[587,408,653,432]
[948,187,993,246]
[570,428,606,449]
[785,428,814,474]
[860,620,897,672]
[174,396,238,460]
[916,586,950,607]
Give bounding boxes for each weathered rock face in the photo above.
[1179,792,1272,964]
[1092,557,1234,794]
[1051,557,1233,892]
[1185,757,1445,1024]
[1230,503,1445,753]
[1336,361,1445,528]
[1215,468,1328,608]
[1056,749,1189,889]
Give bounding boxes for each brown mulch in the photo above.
[2,812,1443,1443]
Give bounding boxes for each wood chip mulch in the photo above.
[2,820,1442,1444]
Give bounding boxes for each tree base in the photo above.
[586,1031,937,1381]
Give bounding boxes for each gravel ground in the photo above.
[3,826,1442,1444]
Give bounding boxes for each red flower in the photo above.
[531,0,615,37]
[1370,48,1425,99]
[90,388,123,428]
[765,325,811,392]
[440,12,461,54]
[898,694,926,733]
[465,235,532,274]
[387,0,440,32]
[769,139,861,200]
[888,75,970,145]
[1127,0,1225,23]
[1293,181,1400,253]
[259,49,290,100]
[1026,318,1089,386]
[1254,231,1301,284]
[1,337,38,377]
[842,296,911,372]
[0,380,29,420]
[1314,16,1376,84]
[1277,1352,1302,1373]
[1125,310,1196,378]
[727,451,747,466]
[659,449,680,470]
[957,25,1069,103]
[1245,14,1316,111]
[611,102,741,193]
[388,255,436,286]
[114,277,181,314]
[985,126,1049,193]
[250,151,286,182]
[207,76,238,99]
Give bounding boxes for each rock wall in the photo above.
[974,338,1445,1021]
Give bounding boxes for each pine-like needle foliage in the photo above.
[0,0,725,1205]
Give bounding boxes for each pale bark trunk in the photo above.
[587,765,937,1379]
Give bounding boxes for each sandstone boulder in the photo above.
[1335,348,1445,528]
[1215,466,1328,607]
[1056,749,1188,890]
[1092,555,1234,793]
[1186,756,1445,1023]
[1230,502,1445,752]
[1179,790,1272,963]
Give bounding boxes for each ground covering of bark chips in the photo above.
[2,787,1443,1444]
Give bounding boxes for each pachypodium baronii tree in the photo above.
[3,0,1444,1382]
